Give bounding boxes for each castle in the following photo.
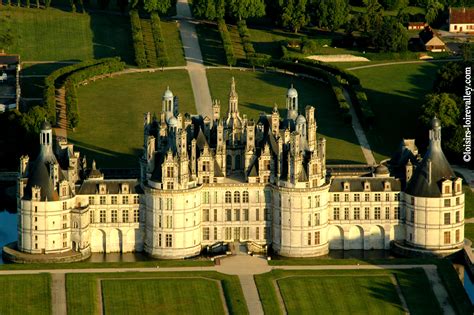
[10,78,465,261]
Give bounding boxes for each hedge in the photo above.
[236,20,271,68]
[43,59,114,124]
[217,19,236,66]
[130,10,147,68]
[351,84,375,125]
[63,58,125,128]
[150,12,169,67]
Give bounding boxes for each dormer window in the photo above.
[99,184,106,194]
[121,183,129,194]
[384,182,391,191]
[364,182,370,191]
[343,182,350,191]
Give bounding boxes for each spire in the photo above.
[429,116,441,144]
[228,77,239,114]
[229,77,237,99]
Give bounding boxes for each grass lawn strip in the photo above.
[275,274,406,315]
[66,271,248,315]
[0,273,52,315]
[255,269,442,315]
[99,276,228,315]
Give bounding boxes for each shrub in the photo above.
[151,12,169,68]
[301,38,318,55]
[248,53,271,68]
[130,10,147,68]
[218,19,236,66]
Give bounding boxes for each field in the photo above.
[255,269,442,315]
[1,7,134,63]
[351,62,443,162]
[206,69,366,164]
[465,223,474,243]
[66,271,248,315]
[69,70,195,168]
[0,274,52,315]
[102,278,225,315]
[161,20,186,67]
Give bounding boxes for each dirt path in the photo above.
[51,273,67,315]
[347,59,460,71]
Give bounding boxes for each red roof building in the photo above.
[449,7,474,32]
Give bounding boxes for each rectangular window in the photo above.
[385,207,390,220]
[111,210,118,223]
[394,193,400,201]
[394,207,400,220]
[314,213,320,225]
[166,167,174,178]
[243,227,250,239]
[234,209,240,221]
[256,208,260,221]
[354,207,360,220]
[265,208,271,221]
[333,194,340,202]
[256,191,260,203]
[166,198,173,210]
[308,214,312,227]
[133,209,139,223]
[225,227,232,240]
[214,227,218,240]
[344,194,349,202]
[365,207,370,220]
[308,196,312,208]
[203,209,210,222]
[444,231,450,244]
[410,210,415,222]
[344,208,349,220]
[99,210,106,223]
[122,196,129,204]
[456,197,460,206]
[456,229,460,243]
[315,231,320,245]
[256,227,260,240]
[203,192,210,204]
[226,209,232,222]
[375,194,381,202]
[354,194,360,202]
[374,207,381,220]
[89,196,95,205]
[134,196,140,204]
[90,210,94,223]
[166,234,172,247]
[158,215,162,228]
[158,234,162,247]
[214,191,218,203]
[456,211,460,223]
[308,232,312,245]
[62,202,67,210]
[385,194,390,202]
[264,227,270,240]
[203,227,210,240]
[214,209,218,221]
[243,209,249,221]
[100,196,106,205]
[122,210,129,223]
[444,199,451,207]
[202,161,210,172]
[111,196,117,205]
[166,215,172,228]
[365,194,370,202]
[444,213,451,225]
[333,208,340,220]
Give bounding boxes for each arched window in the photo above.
[243,191,249,203]
[225,191,232,203]
[234,191,240,203]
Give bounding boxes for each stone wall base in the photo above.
[391,240,463,258]
[2,242,91,263]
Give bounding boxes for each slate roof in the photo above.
[330,178,401,192]
[78,179,142,195]
[450,7,474,24]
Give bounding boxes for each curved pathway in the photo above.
[176,0,213,119]
[347,59,460,71]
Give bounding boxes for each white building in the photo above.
[9,80,465,262]
[449,7,474,33]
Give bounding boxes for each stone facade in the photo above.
[13,79,465,260]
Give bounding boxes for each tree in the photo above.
[420,93,460,129]
[425,0,443,24]
[461,41,472,62]
[226,0,265,21]
[144,0,171,14]
[433,62,464,95]
[311,0,350,31]
[360,0,384,33]
[372,16,408,51]
[281,0,309,33]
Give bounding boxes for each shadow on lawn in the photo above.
[69,138,142,169]
[363,279,407,313]
[196,22,227,66]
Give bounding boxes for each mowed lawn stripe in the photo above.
[278,276,404,315]
[0,274,52,315]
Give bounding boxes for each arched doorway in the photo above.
[109,229,122,253]
[91,229,106,252]
[368,226,384,249]
[347,226,364,249]
[328,225,344,249]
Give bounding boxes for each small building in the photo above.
[449,7,474,33]
[419,26,446,52]
[408,22,426,30]
[0,53,21,113]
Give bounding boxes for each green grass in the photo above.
[68,70,195,168]
[0,259,213,270]
[1,7,133,63]
[464,185,474,218]
[351,62,443,162]
[102,278,225,315]
[0,273,52,315]
[255,269,441,315]
[206,69,366,164]
[196,22,227,66]
[66,271,248,315]
[161,19,186,67]
[465,223,474,243]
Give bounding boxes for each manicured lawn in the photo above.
[464,185,474,218]
[206,69,366,164]
[102,278,225,315]
[1,7,133,63]
[196,22,227,66]
[351,62,443,162]
[69,70,195,168]
[465,223,474,243]
[0,273,51,315]
[161,19,186,67]
[66,271,248,315]
[255,269,441,315]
